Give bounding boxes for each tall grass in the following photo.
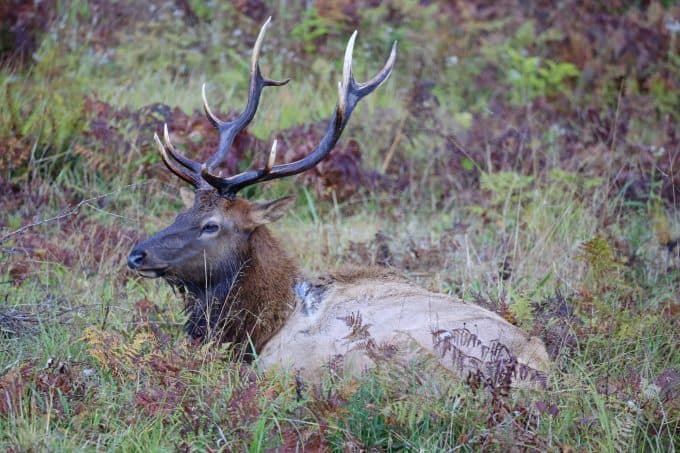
[1,0,678,450]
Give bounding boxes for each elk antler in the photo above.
[202,16,290,170]
[154,16,289,189]
[203,31,397,196]
[156,19,397,197]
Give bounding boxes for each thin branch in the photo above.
[0,182,149,245]
[381,112,408,174]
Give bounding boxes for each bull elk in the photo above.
[128,19,550,385]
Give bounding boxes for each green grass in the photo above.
[1,0,679,451]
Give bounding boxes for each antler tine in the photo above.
[154,132,205,188]
[203,17,290,171]
[202,33,397,196]
[337,30,357,120]
[251,16,271,76]
[265,139,277,173]
[163,124,203,173]
[202,83,223,129]
[355,41,397,96]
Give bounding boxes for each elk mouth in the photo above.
[128,248,169,278]
[135,265,169,278]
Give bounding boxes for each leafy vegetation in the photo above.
[1,0,678,450]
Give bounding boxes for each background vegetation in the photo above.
[0,0,678,450]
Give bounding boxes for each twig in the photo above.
[381,113,408,174]
[123,321,184,327]
[0,183,148,244]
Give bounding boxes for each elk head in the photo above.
[127,18,397,289]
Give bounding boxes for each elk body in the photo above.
[128,19,550,385]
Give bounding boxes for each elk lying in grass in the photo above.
[127,19,550,386]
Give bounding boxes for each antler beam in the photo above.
[203,16,289,171]
[203,31,397,196]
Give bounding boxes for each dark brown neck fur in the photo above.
[233,226,299,351]
[176,225,299,355]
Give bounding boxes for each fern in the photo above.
[508,292,534,328]
[577,234,625,295]
[290,8,331,53]
[480,171,534,205]
[578,234,617,274]
[612,410,638,453]
[382,396,429,429]
[431,328,547,388]
[578,234,619,277]
[82,327,154,378]
[338,311,373,343]
[649,201,672,246]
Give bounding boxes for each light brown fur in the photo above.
[259,270,551,385]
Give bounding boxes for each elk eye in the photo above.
[201,223,219,234]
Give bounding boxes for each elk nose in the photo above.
[127,249,146,269]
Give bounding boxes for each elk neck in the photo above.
[172,224,300,354]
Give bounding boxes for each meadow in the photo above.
[0,1,678,450]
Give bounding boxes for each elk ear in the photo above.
[251,196,295,225]
[179,187,195,208]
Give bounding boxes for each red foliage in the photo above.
[0,362,34,416]
[0,0,57,66]
[233,0,269,22]
[277,122,374,201]
[3,209,142,285]
[275,423,329,452]
[0,179,53,215]
[135,382,187,416]
[226,368,261,423]
[0,359,95,418]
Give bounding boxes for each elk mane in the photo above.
[169,225,298,355]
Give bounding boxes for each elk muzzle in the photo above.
[127,249,146,269]
[127,246,169,278]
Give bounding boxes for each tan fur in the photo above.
[323,265,405,283]
[258,275,551,385]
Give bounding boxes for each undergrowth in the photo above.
[1,0,678,451]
